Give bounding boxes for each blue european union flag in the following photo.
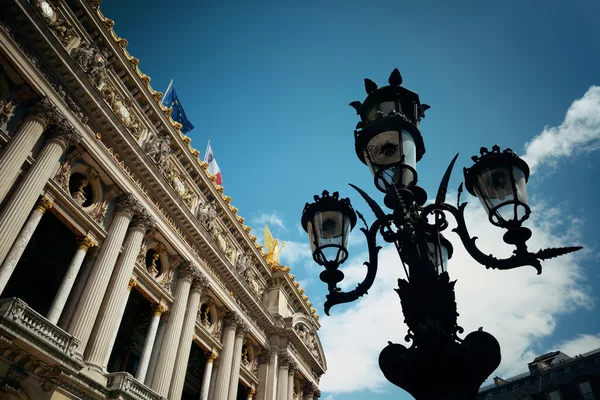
[162,81,195,133]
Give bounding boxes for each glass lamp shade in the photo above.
[363,130,417,193]
[302,191,357,267]
[425,233,453,274]
[464,147,531,229]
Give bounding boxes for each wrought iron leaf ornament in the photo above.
[388,68,403,86]
[364,78,378,94]
[435,153,459,205]
[535,246,584,260]
[349,184,385,219]
[349,101,362,114]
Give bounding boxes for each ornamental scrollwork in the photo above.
[71,42,110,87]
[166,167,196,208]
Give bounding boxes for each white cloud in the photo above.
[318,199,592,394]
[280,240,312,266]
[251,211,286,230]
[554,333,600,358]
[523,86,600,174]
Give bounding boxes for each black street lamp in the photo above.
[301,69,583,400]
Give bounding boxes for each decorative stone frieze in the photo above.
[145,134,172,172]
[28,96,61,126]
[99,83,142,138]
[34,0,75,46]
[71,42,110,87]
[47,119,81,149]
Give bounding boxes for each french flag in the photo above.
[204,142,222,185]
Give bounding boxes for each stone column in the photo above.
[151,263,196,396]
[255,351,270,400]
[144,314,167,386]
[135,303,166,382]
[207,360,219,400]
[0,97,58,204]
[57,246,99,330]
[47,235,96,324]
[200,351,217,400]
[228,323,250,400]
[265,349,278,400]
[0,122,80,266]
[276,355,289,400]
[246,387,256,400]
[169,275,208,399]
[84,211,154,374]
[287,362,296,400]
[67,194,140,356]
[0,195,53,294]
[213,313,242,400]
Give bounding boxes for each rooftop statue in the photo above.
[264,225,285,267]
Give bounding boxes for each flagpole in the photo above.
[161,79,174,104]
[203,139,211,163]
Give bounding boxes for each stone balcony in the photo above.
[106,372,166,400]
[0,297,83,372]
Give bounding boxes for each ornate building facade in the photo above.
[0,0,325,399]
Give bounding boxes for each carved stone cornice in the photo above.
[114,193,142,218]
[47,119,81,149]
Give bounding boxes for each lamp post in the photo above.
[301,69,582,400]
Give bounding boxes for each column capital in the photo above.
[247,387,256,396]
[236,321,250,338]
[47,119,81,150]
[205,351,218,363]
[304,381,317,395]
[257,349,270,364]
[152,303,167,316]
[223,311,243,329]
[76,235,96,252]
[177,261,197,282]
[127,277,137,291]
[278,354,290,369]
[191,272,209,294]
[28,96,62,127]
[115,193,143,218]
[288,360,297,375]
[34,195,54,213]
[130,209,156,233]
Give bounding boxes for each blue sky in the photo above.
[101,0,600,398]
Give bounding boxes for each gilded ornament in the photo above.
[103,18,115,29]
[140,74,151,86]
[216,185,225,194]
[200,161,209,170]
[206,351,218,362]
[152,91,163,102]
[34,196,54,213]
[223,196,232,204]
[298,288,304,294]
[127,277,138,291]
[191,148,200,157]
[151,303,167,316]
[89,0,101,10]
[163,106,172,118]
[237,216,244,223]
[243,226,251,233]
[76,236,96,252]
[230,206,238,214]
[116,37,128,49]
[264,225,285,267]
[128,56,139,67]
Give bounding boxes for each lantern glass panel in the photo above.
[364,130,416,192]
[307,210,351,264]
[473,165,528,226]
[426,237,449,273]
[366,101,397,121]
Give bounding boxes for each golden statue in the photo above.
[264,225,285,267]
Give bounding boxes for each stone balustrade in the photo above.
[0,297,81,369]
[106,372,166,400]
